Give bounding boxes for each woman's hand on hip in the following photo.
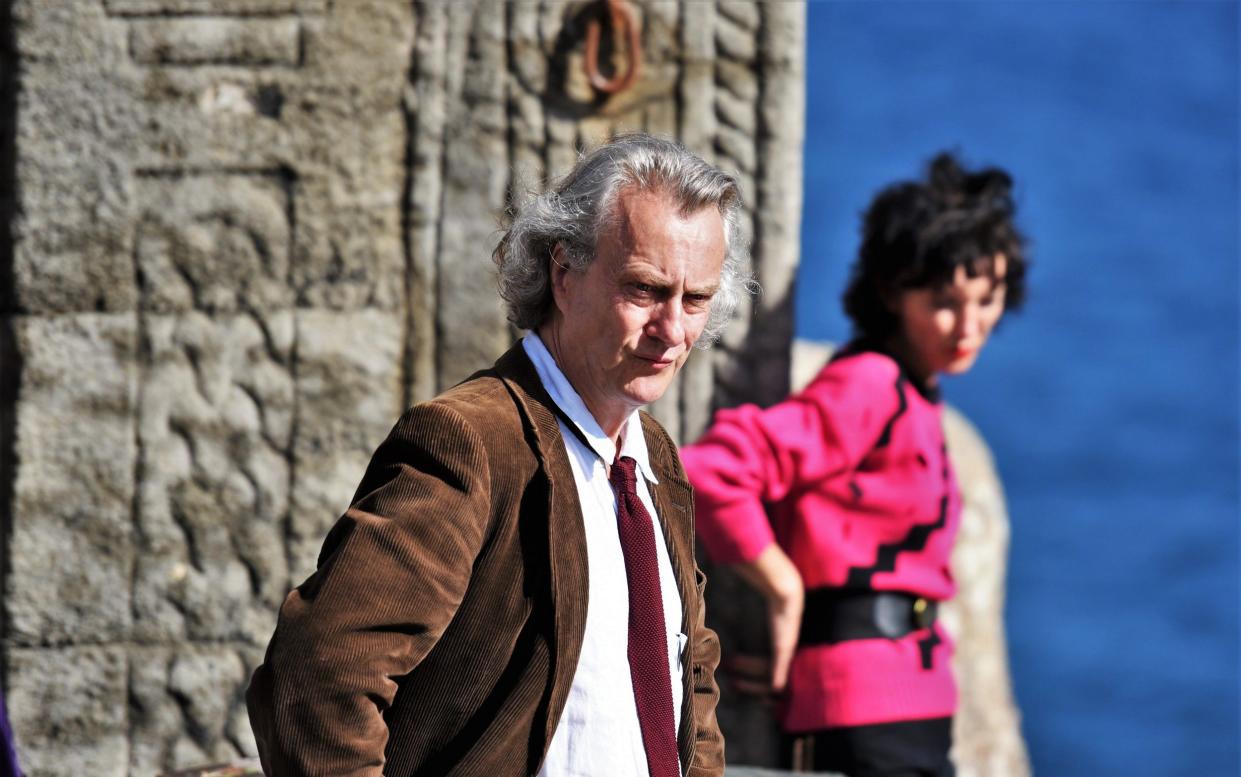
[732,544,804,693]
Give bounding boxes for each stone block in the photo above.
[12,68,139,312]
[715,13,758,63]
[105,0,322,15]
[290,176,406,312]
[129,645,252,774]
[126,68,294,172]
[433,4,511,390]
[8,314,137,646]
[942,407,1031,777]
[718,0,761,34]
[6,646,129,777]
[758,2,805,67]
[134,173,294,314]
[10,3,141,314]
[10,167,137,313]
[132,311,294,645]
[128,18,302,67]
[14,1,128,63]
[289,308,403,580]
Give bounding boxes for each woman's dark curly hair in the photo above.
[842,152,1028,340]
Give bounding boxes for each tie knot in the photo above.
[610,455,638,493]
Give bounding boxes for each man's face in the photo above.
[546,188,726,436]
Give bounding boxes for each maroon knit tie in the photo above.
[610,455,680,777]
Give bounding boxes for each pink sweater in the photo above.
[681,348,961,730]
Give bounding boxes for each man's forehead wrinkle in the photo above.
[617,264,675,294]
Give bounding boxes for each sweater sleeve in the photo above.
[681,354,904,564]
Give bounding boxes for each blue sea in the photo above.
[798,2,1240,775]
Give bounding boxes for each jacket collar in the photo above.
[519,333,659,484]
[491,345,590,754]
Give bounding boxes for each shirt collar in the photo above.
[522,332,659,484]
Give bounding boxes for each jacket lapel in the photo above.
[642,416,696,635]
[492,344,590,751]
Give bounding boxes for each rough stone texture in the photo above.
[4,1,411,773]
[128,645,254,772]
[128,18,303,66]
[6,646,130,777]
[106,0,322,15]
[408,0,803,438]
[132,311,295,647]
[134,173,295,314]
[1,1,1022,775]
[288,308,403,582]
[7,314,138,648]
[941,406,1032,777]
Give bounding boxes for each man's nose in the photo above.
[646,299,686,345]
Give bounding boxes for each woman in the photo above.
[681,152,1028,777]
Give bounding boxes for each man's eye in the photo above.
[686,294,713,310]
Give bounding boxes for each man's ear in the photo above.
[549,244,571,309]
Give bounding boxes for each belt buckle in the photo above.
[912,597,935,630]
[874,593,937,638]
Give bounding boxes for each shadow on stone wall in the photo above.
[0,0,21,684]
[0,0,15,300]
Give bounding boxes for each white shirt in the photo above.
[524,333,686,777]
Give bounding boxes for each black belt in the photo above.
[799,588,939,647]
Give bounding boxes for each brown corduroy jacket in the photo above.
[247,344,724,776]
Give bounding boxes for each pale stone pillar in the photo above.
[2,1,803,774]
[4,1,410,773]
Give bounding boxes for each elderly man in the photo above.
[247,133,749,777]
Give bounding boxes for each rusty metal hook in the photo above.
[583,0,642,95]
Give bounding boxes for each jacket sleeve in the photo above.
[246,401,494,776]
[681,356,903,565]
[687,565,725,777]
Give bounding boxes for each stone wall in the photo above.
[1,2,804,774]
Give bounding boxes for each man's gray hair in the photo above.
[494,133,753,347]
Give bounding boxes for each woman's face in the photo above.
[891,254,1008,384]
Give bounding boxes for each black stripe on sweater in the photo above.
[873,375,908,449]
[843,443,952,590]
